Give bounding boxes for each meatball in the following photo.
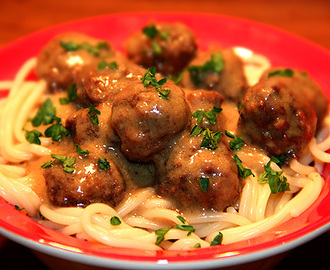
[65,103,119,146]
[181,48,248,103]
[44,153,125,207]
[238,75,317,158]
[111,76,191,161]
[156,132,240,211]
[261,68,328,126]
[37,32,113,90]
[126,23,197,75]
[75,55,146,106]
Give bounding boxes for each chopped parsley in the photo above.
[110,216,121,226]
[142,24,169,55]
[192,106,222,125]
[97,60,118,70]
[175,224,195,236]
[267,68,294,78]
[168,72,183,85]
[233,154,255,178]
[190,125,221,151]
[44,116,70,141]
[155,227,172,245]
[210,232,223,246]
[25,129,42,145]
[98,157,111,170]
[258,160,290,194]
[187,52,225,85]
[225,130,243,151]
[270,154,287,168]
[199,177,209,192]
[75,144,89,155]
[88,104,101,125]
[194,243,201,248]
[177,215,186,224]
[141,67,171,100]
[15,205,24,210]
[31,98,56,127]
[41,154,76,173]
[60,40,110,56]
[59,83,77,105]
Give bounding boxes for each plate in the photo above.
[0,12,329,269]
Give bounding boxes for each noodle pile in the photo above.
[0,50,327,250]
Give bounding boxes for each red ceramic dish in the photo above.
[0,12,329,269]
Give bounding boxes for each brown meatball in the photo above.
[126,23,197,75]
[75,55,146,107]
[181,48,248,103]
[111,77,191,161]
[156,132,240,211]
[44,153,125,207]
[65,103,119,146]
[261,68,328,126]
[37,32,113,90]
[238,75,317,158]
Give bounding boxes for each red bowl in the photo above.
[0,12,329,269]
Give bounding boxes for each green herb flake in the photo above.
[187,52,225,86]
[210,232,223,246]
[97,60,118,70]
[175,224,195,236]
[199,177,209,192]
[152,40,162,55]
[177,215,186,224]
[233,154,255,178]
[41,160,52,169]
[270,154,287,168]
[44,116,70,141]
[194,243,201,248]
[88,104,101,125]
[155,227,172,245]
[225,130,243,151]
[98,157,111,170]
[267,68,294,78]
[141,67,171,100]
[60,83,77,105]
[258,160,290,194]
[142,25,159,38]
[25,129,42,145]
[60,40,109,56]
[14,205,24,210]
[75,144,90,155]
[51,154,76,173]
[31,98,56,127]
[200,129,222,151]
[190,124,204,137]
[110,216,122,226]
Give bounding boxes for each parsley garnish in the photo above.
[44,116,70,141]
[210,232,223,246]
[270,154,287,168]
[258,160,290,194]
[60,40,110,56]
[233,154,255,178]
[267,68,294,78]
[192,106,222,125]
[98,157,110,170]
[199,177,209,192]
[41,154,76,173]
[110,216,121,226]
[190,125,221,151]
[142,25,159,38]
[75,144,89,155]
[187,52,225,85]
[225,130,243,151]
[155,227,172,245]
[59,83,77,105]
[88,104,101,125]
[142,24,169,55]
[175,224,195,236]
[31,98,56,127]
[97,60,118,70]
[177,215,186,224]
[25,129,42,145]
[194,243,201,248]
[15,205,24,210]
[141,67,171,99]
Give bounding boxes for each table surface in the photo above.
[0,0,329,269]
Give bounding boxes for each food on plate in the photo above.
[0,21,328,251]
